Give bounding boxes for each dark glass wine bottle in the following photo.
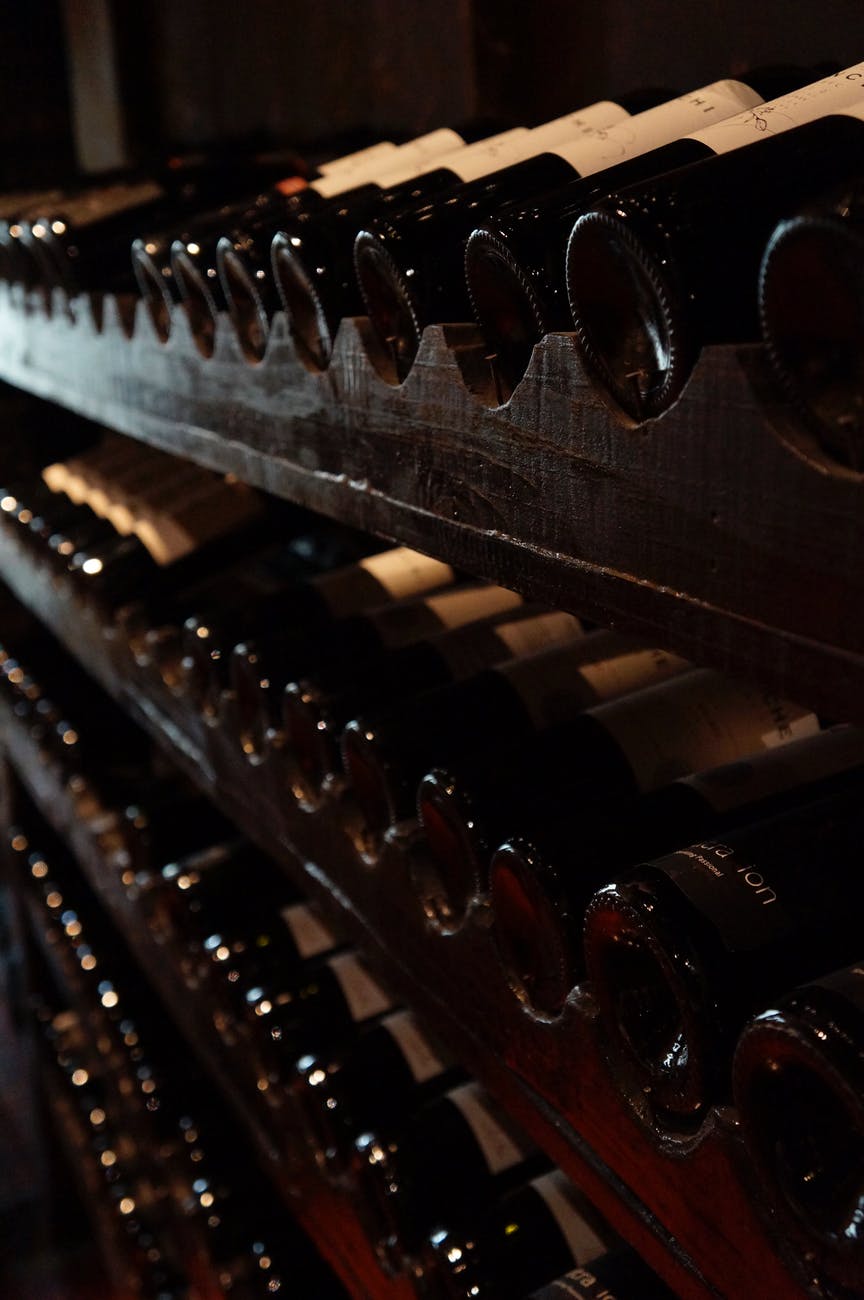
[354,84,783,384]
[421,1168,612,1300]
[523,1251,678,1300]
[733,963,864,1298]
[24,149,309,301]
[153,135,455,353]
[759,181,864,471]
[463,64,845,401]
[414,667,816,925]
[190,128,469,362]
[355,1080,544,1268]
[565,68,864,423]
[272,103,637,374]
[341,634,690,849]
[230,580,519,761]
[295,1008,463,1173]
[283,606,584,805]
[488,724,864,1016]
[583,777,864,1135]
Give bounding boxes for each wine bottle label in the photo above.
[45,179,165,228]
[501,634,687,732]
[687,62,864,152]
[280,903,338,959]
[532,1172,607,1267]
[318,547,454,616]
[375,584,523,649]
[311,128,466,197]
[316,140,400,177]
[595,669,819,793]
[493,611,586,659]
[448,1082,531,1174]
[528,1257,633,1299]
[680,724,864,813]
[529,101,633,147]
[550,80,763,172]
[329,953,394,1022]
[382,1010,447,1084]
[650,841,797,952]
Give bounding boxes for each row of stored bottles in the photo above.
[2,64,864,458]
[3,445,864,1294]
[6,776,676,1300]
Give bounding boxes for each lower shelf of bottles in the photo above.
[0,499,811,1299]
[1,733,416,1300]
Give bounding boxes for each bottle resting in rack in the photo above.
[488,723,864,1016]
[732,962,864,1297]
[564,62,864,423]
[194,127,474,362]
[295,1008,463,1173]
[341,633,689,850]
[282,605,585,806]
[353,77,800,387]
[270,97,643,375]
[230,580,523,762]
[759,180,864,472]
[583,776,864,1134]
[463,62,842,401]
[415,665,815,927]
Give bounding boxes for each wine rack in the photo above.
[0,285,861,731]
[0,423,820,1298]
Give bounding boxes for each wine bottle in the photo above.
[133,138,412,329]
[342,633,689,847]
[283,607,585,805]
[524,1252,678,1300]
[170,129,470,361]
[239,950,397,1083]
[295,1009,463,1173]
[732,963,864,1296]
[583,777,864,1134]
[230,581,521,761]
[353,81,786,384]
[180,543,454,725]
[489,724,864,1016]
[422,1168,612,1300]
[271,101,635,373]
[565,65,864,423]
[354,1081,544,1267]
[24,149,310,301]
[414,667,816,925]
[759,182,864,471]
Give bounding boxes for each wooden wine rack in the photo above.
[0,272,844,1294]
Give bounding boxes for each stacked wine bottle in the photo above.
[2,62,864,464]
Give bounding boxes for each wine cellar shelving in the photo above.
[0,283,852,1297]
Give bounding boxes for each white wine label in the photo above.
[441,127,538,181]
[532,1172,607,1267]
[680,724,864,813]
[316,140,400,177]
[687,63,864,152]
[448,1082,530,1174]
[493,610,586,658]
[550,80,763,172]
[280,903,338,959]
[382,1010,447,1083]
[423,584,523,629]
[529,100,633,146]
[358,547,455,600]
[311,129,466,197]
[329,953,394,1022]
[595,668,819,794]
[42,179,164,227]
[501,632,687,732]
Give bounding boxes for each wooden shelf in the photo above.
[0,524,810,1300]
[0,288,861,727]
